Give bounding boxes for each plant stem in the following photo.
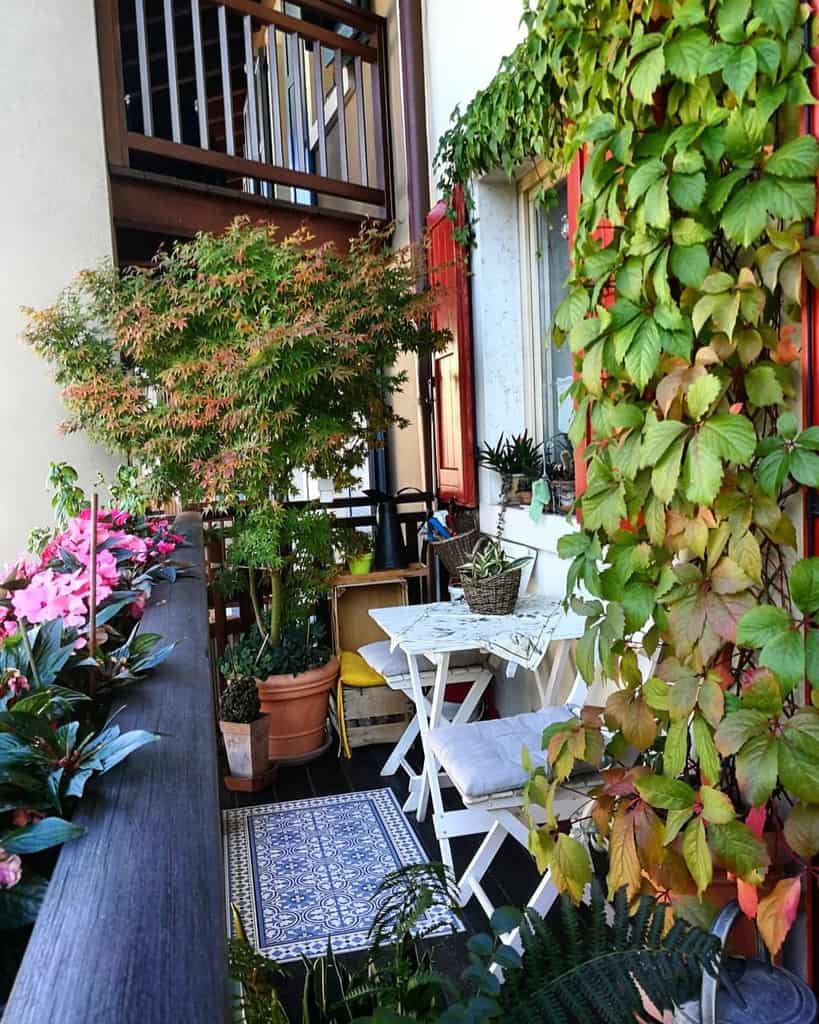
[269,569,282,648]
[248,566,267,640]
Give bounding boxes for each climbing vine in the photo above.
[439,0,819,956]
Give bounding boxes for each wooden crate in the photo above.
[330,683,413,750]
[329,567,427,752]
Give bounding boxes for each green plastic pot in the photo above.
[348,553,374,575]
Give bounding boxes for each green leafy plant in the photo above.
[477,431,544,485]
[220,677,262,724]
[25,220,447,505]
[220,623,331,682]
[334,528,373,566]
[458,539,530,583]
[435,0,819,959]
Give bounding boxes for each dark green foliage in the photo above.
[497,882,720,1024]
[226,869,719,1024]
[220,677,261,724]
[477,431,544,483]
[220,623,331,681]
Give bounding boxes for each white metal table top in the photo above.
[369,594,585,672]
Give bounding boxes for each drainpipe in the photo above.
[398,0,435,499]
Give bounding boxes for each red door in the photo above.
[427,187,477,507]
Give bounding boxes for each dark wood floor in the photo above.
[220,737,543,1016]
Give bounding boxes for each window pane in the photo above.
[535,186,572,441]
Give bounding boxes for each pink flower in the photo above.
[156,541,175,556]
[0,849,22,889]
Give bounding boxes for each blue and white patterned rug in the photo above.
[223,788,461,962]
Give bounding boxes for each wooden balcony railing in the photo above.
[98,0,393,221]
[3,514,228,1024]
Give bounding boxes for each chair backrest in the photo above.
[498,537,537,597]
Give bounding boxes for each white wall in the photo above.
[0,2,118,562]
[422,0,526,204]
[423,2,577,714]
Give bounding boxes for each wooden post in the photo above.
[88,493,99,694]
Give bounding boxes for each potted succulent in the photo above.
[478,431,544,505]
[219,677,271,785]
[336,528,374,575]
[225,504,339,761]
[543,433,575,514]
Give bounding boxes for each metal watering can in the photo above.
[675,901,817,1024]
[364,489,407,571]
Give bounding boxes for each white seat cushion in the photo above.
[358,640,482,678]
[428,707,577,800]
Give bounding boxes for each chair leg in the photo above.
[457,820,506,908]
[490,869,560,979]
[380,713,420,777]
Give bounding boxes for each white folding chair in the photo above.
[426,643,661,961]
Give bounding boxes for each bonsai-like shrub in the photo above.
[24,219,447,505]
[227,503,335,648]
[220,677,261,724]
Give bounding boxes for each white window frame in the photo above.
[517,161,571,447]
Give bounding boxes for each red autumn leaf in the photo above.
[757,877,802,958]
[771,324,801,365]
[746,805,766,839]
[737,878,759,919]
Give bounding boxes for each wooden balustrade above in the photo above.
[96,0,394,259]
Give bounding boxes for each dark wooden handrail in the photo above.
[4,513,227,1024]
[127,132,385,206]
[202,0,379,61]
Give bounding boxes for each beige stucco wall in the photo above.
[374,0,426,494]
[0,2,118,563]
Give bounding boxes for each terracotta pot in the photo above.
[257,656,339,759]
[219,714,270,779]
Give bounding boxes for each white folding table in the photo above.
[369,595,586,870]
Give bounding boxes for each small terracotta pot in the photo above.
[219,714,270,779]
[257,657,339,759]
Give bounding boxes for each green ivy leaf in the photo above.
[670,243,710,288]
[664,718,689,778]
[627,159,667,205]
[722,44,757,101]
[759,628,804,690]
[692,713,721,785]
[721,180,771,246]
[765,136,819,179]
[636,774,696,810]
[652,435,686,504]
[700,414,756,464]
[665,28,710,81]
[790,448,819,488]
[789,558,819,616]
[752,0,797,37]
[708,819,770,882]
[683,816,713,894]
[700,785,736,824]
[669,171,706,211]
[714,708,769,755]
[687,373,721,420]
[745,364,785,407]
[683,431,724,504]
[645,178,671,229]
[631,45,666,105]
[736,605,791,648]
[757,448,791,496]
[554,288,590,331]
[736,734,780,807]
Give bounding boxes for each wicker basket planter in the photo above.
[461,568,521,616]
[430,528,481,578]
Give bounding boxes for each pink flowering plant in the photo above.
[0,502,185,995]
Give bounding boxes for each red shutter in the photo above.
[427,187,478,507]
